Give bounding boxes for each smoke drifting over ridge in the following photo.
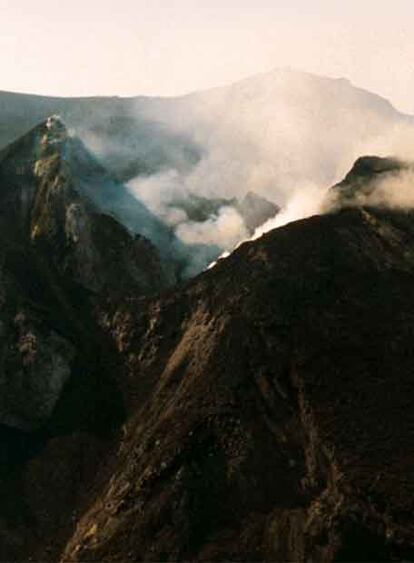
[12,68,409,274]
[363,170,414,208]
[127,169,251,252]
[206,162,414,273]
[1,73,414,276]
[252,184,327,238]
[119,70,414,267]
[330,161,414,212]
[255,165,414,238]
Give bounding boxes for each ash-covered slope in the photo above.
[58,159,414,562]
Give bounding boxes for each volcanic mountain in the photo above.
[0,117,188,560]
[3,71,413,276]
[1,69,413,194]
[1,113,414,561]
[59,162,414,562]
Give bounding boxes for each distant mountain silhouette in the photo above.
[0,70,412,193]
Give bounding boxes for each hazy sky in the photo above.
[1,0,414,112]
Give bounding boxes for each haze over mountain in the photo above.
[2,112,414,560]
[2,69,414,265]
[3,0,414,115]
[1,70,413,187]
[3,65,414,561]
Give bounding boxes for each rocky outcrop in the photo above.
[0,114,179,426]
[0,116,182,287]
[0,308,74,431]
[0,118,179,560]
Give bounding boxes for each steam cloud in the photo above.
[176,206,248,248]
[340,168,414,210]
[127,170,250,251]
[79,70,414,274]
[252,183,327,238]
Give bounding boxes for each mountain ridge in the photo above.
[0,68,409,112]
[2,82,414,561]
[62,186,414,561]
[0,69,412,192]
[0,116,180,560]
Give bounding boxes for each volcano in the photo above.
[1,115,414,560]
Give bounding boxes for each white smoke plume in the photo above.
[127,170,187,225]
[373,171,414,208]
[251,183,328,239]
[208,167,414,271]
[176,206,248,248]
[342,168,414,210]
[127,169,252,254]
[77,69,414,274]
[250,166,414,243]
[207,183,328,269]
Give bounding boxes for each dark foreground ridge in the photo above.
[0,117,174,560]
[1,126,414,561]
[63,207,414,562]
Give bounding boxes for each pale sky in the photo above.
[1,0,414,113]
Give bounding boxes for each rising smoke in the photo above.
[338,167,414,210]
[127,169,250,251]
[80,69,414,274]
[252,183,327,239]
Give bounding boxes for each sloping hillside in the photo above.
[3,117,414,561]
[58,158,414,562]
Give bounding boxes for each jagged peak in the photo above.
[0,115,71,169]
[41,114,69,146]
[45,114,66,130]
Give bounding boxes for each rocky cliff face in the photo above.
[0,118,177,560]
[3,128,414,561]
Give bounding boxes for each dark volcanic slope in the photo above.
[3,143,414,562]
[59,167,414,561]
[0,118,175,560]
[0,115,185,281]
[0,115,169,430]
